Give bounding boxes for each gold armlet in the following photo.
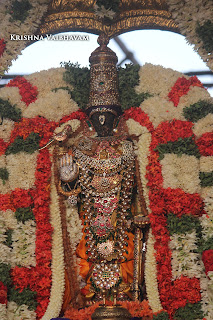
[58,181,81,197]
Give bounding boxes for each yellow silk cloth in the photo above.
[76,226,134,297]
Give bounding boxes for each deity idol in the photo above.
[55,34,149,311]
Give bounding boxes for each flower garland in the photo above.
[0,0,50,75]
[0,64,212,320]
[6,76,38,106]
[167,0,213,71]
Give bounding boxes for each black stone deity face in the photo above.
[90,112,117,137]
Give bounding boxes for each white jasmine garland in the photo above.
[41,152,65,320]
[135,63,182,97]
[0,87,25,113]
[193,114,213,138]
[169,230,203,279]
[11,220,36,267]
[23,89,79,122]
[7,301,36,320]
[178,86,211,112]
[65,203,83,253]
[25,68,72,97]
[140,96,184,128]
[6,152,38,190]
[144,229,162,312]
[160,154,200,194]
[0,118,15,143]
[0,304,7,320]
[200,156,213,173]
[126,119,151,212]
[200,272,213,320]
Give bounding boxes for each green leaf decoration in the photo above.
[8,287,37,310]
[0,168,9,185]
[9,0,32,23]
[196,20,213,53]
[5,132,41,155]
[4,229,13,248]
[183,100,213,122]
[61,62,150,110]
[167,213,202,237]
[155,137,201,160]
[0,263,12,286]
[118,64,151,110]
[174,302,203,320]
[199,171,213,187]
[153,311,170,320]
[61,62,90,110]
[0,98,22,122]
[15,207,34,223]
[200,237,213,253]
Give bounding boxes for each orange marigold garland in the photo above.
[6,76,38,106]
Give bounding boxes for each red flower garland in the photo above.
[126,107,204,319]
[124,107,154,132]
[202,250,213,274]
[196,132,213,156]
[0,281,7,305]
[168,76,204,107]
[152,120,194,149]
[11,149,53,319]
[6,76,38,106]
[0,38,6,57]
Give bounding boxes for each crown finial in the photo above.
[97,33,109,47]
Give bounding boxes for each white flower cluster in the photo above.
[170,230,203,279]
[23,68,79,121]
[0,0,49,75]
[66,203,83,253]
[126,119,152,212]
[42,158,65,320]
[0,210,36,267]
[167,0,213,70]
[160,154,200,194]
[145,229,163,312]
[7,301,36,320]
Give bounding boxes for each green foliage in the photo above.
[153,311,170,320]
[61,62,90,110]
[0,263,12,286]
[183,100,213,122]
[15,207,34,223]
[199,171,213,187]
[61,62,150,110]
[9,0,32,23]
[155,137,201,160]
[5,132,41,155]
[96,0,120,11]
[0,168,9,185]
[8,287,37,310]
[118,64,151,110]
[167,213,202,236]
[4,229,13,247]
[0,98,22,122]
[200,237,213,253]
[196,20,213,53]
[174,302,203,320]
